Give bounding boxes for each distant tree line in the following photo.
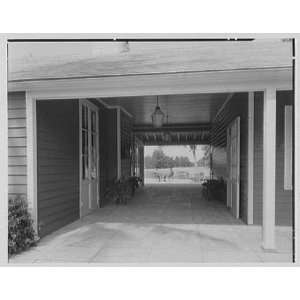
[144,148,193,169]
[144,146,210,169]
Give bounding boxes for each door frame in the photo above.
[79,99,100,218]
[227,116,240,218]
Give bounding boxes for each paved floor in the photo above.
[145,178,201,184]
[9,184,293,264]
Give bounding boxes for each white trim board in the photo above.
[247,92,254,224]
[26,93,38,232]
[117,107,121,179]
[284,105,293,190]
[295,39,299,265]
[0,37,8,264]
[78,102,82,217]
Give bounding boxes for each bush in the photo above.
[104,176,142,205]
[8,196,39,256]
[202,178,226,202]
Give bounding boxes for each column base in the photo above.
[261,245,277,253]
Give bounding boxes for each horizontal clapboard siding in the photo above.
[211,93,249,223]
[37,100,79,237]
[8,92,27,198]
[253,91,293,226]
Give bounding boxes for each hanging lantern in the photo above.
[151,96,165,128]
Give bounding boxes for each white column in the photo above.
[26,93,38,232]
[117,108,121,179]
[262,87,276,250]
[247,92,254,225]
[0,36,8,264]
[295,39,300,264]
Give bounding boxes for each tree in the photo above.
[144,155,154,169]
[201,145,211,167]
[152,148,167,169]
[144,148,194,169]
[186,145,198,167]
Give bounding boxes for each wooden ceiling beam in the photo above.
[133,123,211,134]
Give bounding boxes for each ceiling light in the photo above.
[151,96,165,128]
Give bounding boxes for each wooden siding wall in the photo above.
[253,91,293,226]
[211,93,249,223]
[121,111,133,178]
[8,92,27,198]
[36,100,79,237]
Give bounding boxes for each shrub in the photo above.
[8,196,39,256]
[104,176,142,205]
[202,178,226,202]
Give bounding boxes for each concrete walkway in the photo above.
[10,184,293,264]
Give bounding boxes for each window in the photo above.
[284,105,293,190]
[81,105,89,179]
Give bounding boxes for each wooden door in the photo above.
[227,117,240,218]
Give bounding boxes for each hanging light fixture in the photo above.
[151,95,165,128]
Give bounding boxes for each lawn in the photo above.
[144,166,210,183]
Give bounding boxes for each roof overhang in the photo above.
[8,67,293,98]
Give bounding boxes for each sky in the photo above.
[144,145,206,162]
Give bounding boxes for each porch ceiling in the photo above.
[8,39,292,81]
[101,93,230,125]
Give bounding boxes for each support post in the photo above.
[117,108,121,179]
[262,87,276,250]
[247,92,254,224]
[0,36,8,264]
[140,146,145,186]
[295,38,299,264]
[26,93,38,233]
